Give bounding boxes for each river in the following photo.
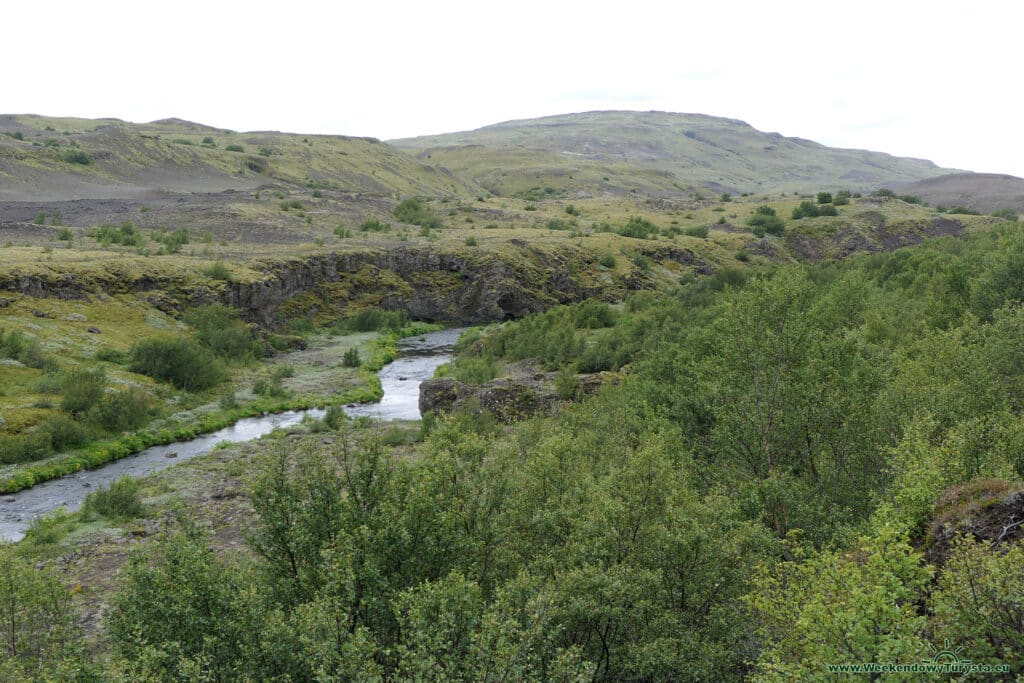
[0,327,461,542]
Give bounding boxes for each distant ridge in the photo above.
[391,110,960,197]
[896,172,1024,213]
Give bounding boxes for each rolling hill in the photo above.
[390,110,958,198]
[894,172,1024,213]
[0,114,481,202]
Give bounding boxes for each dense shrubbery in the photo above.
[617,215,658,239]
[747,205,786,235]
[792,200,838,219]
[81,476,145,521]
[335,307,410,333]
[128,336,226,390]
[22,223,1024,679]
[185,304,263,362]
[393,198,442,228]
[93,387,153,432]
[59,367,106,416]
[0,328,46,368]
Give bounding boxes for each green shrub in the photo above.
[202,261,232,281]
[816,192,833,204]
[323,404,348,429]
[792,201,821,219]
[683,225,709,238]
[129,337,227,391]
[393,198,442,228]
[30,373,63,394]
[3,131,24,141]
[464,236,477,246]
[948,206,980,215]
[185,305,262,361]
[56,227,73,241]
[60,367,106,416]
[719,193,732,202]
[897,194,922,205]
[334,224,352,238]
[252,376,288,398]
[279,199,303,211]
[833,190,851,206]
[270,365,294,382]
[992,208,1019,221]
[0,328,42,367]
[564,204,581,216]
[59,150,91,165]
[618,216,658,239]
[599,254,617,268]
[258,147,273,157]
[38,414,89,451]
[342,347,361,368]
[573,300,617,329]
[339,308,409,333]
[360,218,390,232]
[453,356,498,384]
[554,366,580,399]
[92,222,143,247]
[747,206,786,235]
[735,249,750,262]
[0,431,52,464]
[95,347,128,364]
[225,144,244,152]
[81,476,145,521]
[872,188,895,198]
[818,204,838,216]
[546,218,573,231]
[93,388,153,432]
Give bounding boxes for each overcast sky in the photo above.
[5,1,1022,176]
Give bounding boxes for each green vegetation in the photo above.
[3,111,1024,681]
[59,149,91,165]
[128,336,226,391]
[617,215,658,239]
[81,476,145,521]
[393,198,442,228]
[747,204,786,235]
[791,200,838,219]
[342,347,361,367]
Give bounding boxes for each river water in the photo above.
[0,327,461,542]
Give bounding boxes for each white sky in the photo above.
[5,1,1022,176]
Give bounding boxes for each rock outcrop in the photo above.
[419,369,609,422]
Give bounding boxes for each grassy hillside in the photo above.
[895,172,1024,214]
[391,110,957,197]
[0,114,482,201]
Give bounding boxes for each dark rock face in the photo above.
[419,377,558,422]
[923,480,1024,566]
[0,244,639,328]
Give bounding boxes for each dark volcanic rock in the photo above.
[420,377,558,422]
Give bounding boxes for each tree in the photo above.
[60,366,106,416]
[930,537,1024,673]
[0,547,91,680]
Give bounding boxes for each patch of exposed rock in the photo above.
[923,479,1024,566]
[420,369,610,422]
